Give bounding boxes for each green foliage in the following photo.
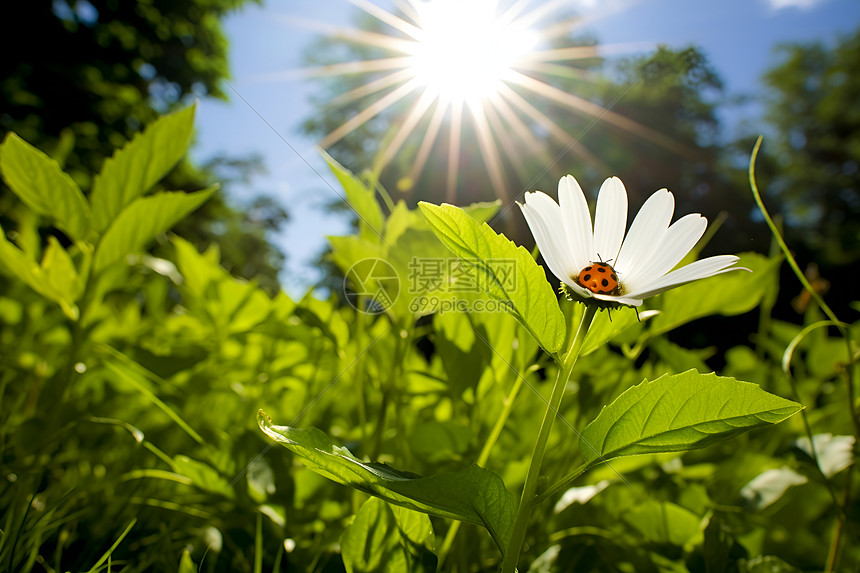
[0,0,286,295]
[0,108,854,573]
[90,105,197,232]
[419,202,567,354]
[94,187,217,271]
[341,498,436,573]
[579,371,802,463]
[760,25,860,264]
[0,132,92,240]
[259,412,516,555]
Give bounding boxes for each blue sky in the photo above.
[192,0,860,294]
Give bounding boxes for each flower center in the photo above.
[576,262,620,295]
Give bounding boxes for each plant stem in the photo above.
[749,137,858,570]
[501,304,597,573]
[749,137,858,435]
[437,364,533,569]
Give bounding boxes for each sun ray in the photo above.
[497,83,610,171]
[406,96,450,190]
[447,100,463,203]
[278,16,413,52]
[328,68,414,108]
[295,0,694,204]
[505,0,569,29]
[483,100,531,182]
[374,87,438,173]
[486,91,555,174]
[507,70,700,159]
[467,100,509,203]
[320,78,422,148]
[348,0,423,40]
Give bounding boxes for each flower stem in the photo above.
[749,137,858,571]
[437,366,531,570]
[749,136,858,435]
[501,304,597,573]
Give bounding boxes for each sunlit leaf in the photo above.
[579,370,802,463]
[94,187,216,272]
[171,455,235,499]
[178,550,197,573]
[325,152,385,241]
[341,498,436,573]
[258,411,516,556]
[0,132,92,240]
[0,226,80,318]
[90,105,196,232]
[624,500,702,546]
[418,202,566,354]
[40,237,81,319]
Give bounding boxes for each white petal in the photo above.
[565,279,594,298]
[558,175,593,273]
[614,189,674,282]
[593,292,644,307]
[622,213,707,292]
[593,177,628,264]
[520,196,573,285]
[622,255,744,300]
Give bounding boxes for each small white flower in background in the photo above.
[519,175,746,307]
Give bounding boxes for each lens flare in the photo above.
[408,0,539,104]
[282,0,687,202]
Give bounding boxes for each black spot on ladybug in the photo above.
[601,279,609,287]
[597,266,607,273]
[583,273,591,282]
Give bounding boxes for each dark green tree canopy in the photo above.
[0,0,288,293]
[760,25,860,265]
[1,0,253,178]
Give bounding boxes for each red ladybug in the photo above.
[577,261,619,295]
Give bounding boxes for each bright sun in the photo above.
[408,0,539,104]
[287,0,685,202]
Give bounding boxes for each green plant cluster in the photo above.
[0,108,856,572]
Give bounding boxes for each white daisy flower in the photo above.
[519,175,745,307]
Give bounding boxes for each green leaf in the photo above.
[171,455,235,499]
[581,306,655,356]
[648,253,780,336]
[40,237,82,319]
[0,227,80,318]
[624,500,702,546]
[178,550,197,573]
[0,132,92,240]
[579,370,802,463]
[258,411,516,556]
[341,498,437,573]
[324,152,384,241]
[418,202,566,354]
[94,187,216,272]
[90,105,196,232]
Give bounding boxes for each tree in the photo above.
[0,0,287,291]
[758,26,860,266]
